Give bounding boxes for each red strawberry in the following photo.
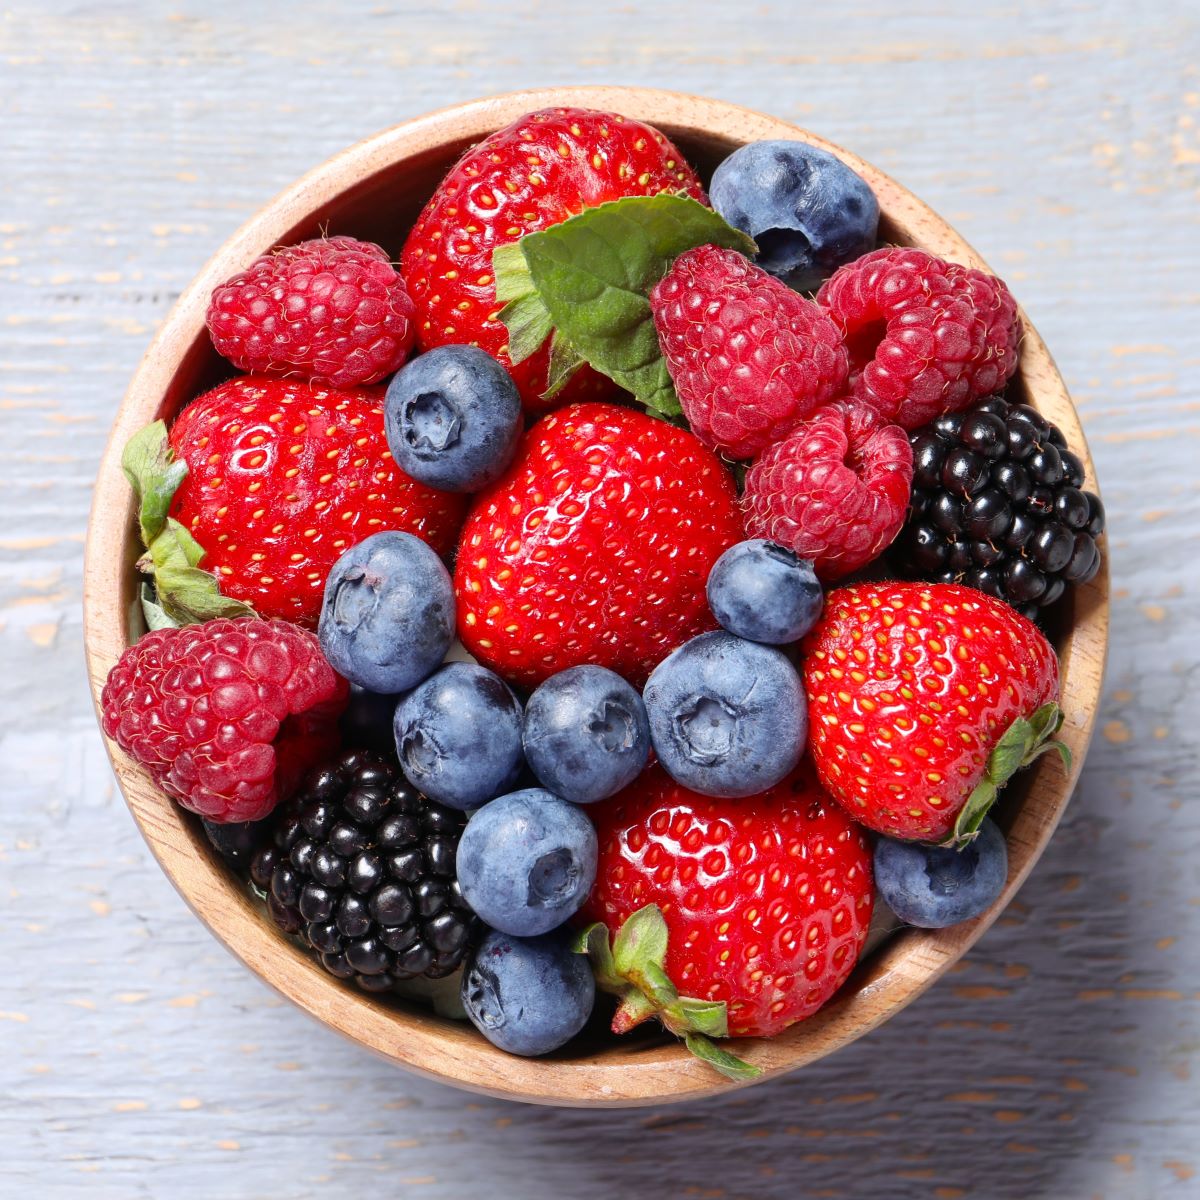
[802,581,1066,843]
[168,377,466,626]
[401,107,705,413]
[454,402,744,688]
[579,765,873,1064]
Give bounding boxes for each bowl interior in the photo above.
[84,87,1109,1106]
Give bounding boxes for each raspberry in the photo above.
[100,619,349,823]
[650,245,849,459]
[817,247,1020,431]
[206,237,416,389]
[743,403,913,579]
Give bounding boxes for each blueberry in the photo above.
[873,818,1008,928]
[642,630,806,798]
[709,140,879,291]
[523,666,650,805]
[384,345,522,492]
[394,662,524,810]
[705,539,823,645]
[456,788,597,937]
[461,929,594,1057]
[318,531,454,693]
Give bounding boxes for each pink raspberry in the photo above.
[100,619,348,823]
[206,236,416,388]
[743,404,913,579]
[650,244,849,459]
[817,247,1020,431]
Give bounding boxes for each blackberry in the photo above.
[251,748,480,991]
[202,818,267,871]
[894,396,1104,619]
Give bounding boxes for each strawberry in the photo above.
[802,581,1068,844]
[577,765,874,1078]
[454,402,744,689]
[166,376,467,626]
[401,107,705,413]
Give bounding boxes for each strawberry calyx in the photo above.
[121,421,256,628]
[946,701,1072,848]
[573,904,761,1082]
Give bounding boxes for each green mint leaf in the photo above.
[515,193,757,416]
[683,1034,761,1082]
[573,923,625,993]
[121,420,188,547]
[612,903,669,977]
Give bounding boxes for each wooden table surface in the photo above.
[2,2,1197,1196]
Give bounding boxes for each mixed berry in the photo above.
[98,105,1101,1081]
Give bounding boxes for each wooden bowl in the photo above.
[83,87,1109,1107]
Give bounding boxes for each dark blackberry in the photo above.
[892,395,1104,617]
[202,818,267,871]
[251,748,480,991]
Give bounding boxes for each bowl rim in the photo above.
[83,85,1110,1107]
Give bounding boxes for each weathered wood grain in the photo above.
[1,0,1197,1195]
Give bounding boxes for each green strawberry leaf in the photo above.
[572,923,624,993]
[139,581,180,632]
[122,420,257,627]
[986,716,1035,786]
[494,193,756,414]
[122,419,189,547]
[664,997,729,1039]
[574,905,748,1079]
[945,701,1072,848]
[544,330,586,399]
[683,1034,761,1082]
[612,903,669,977]
[612,989,659,1034]
[625,958,679,1011]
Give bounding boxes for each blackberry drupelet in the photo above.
[894,396,1104,618]
[251,748,480,991]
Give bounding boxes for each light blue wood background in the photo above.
[2,1,1197,1196]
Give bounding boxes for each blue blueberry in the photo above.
[461,929,594,1057]
[874,818,1009,929]
[643,631,806,798]
[710,140,879,291]
[384,345,522,492]
[456,788,597,937]
[394,662,524,810]
[318,531,453,693]
[523,665,650,804]
[706,539,823,645]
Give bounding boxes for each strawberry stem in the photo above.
[946,702,1072,847]
[121,421,257,627]
[573,905,761,1081]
